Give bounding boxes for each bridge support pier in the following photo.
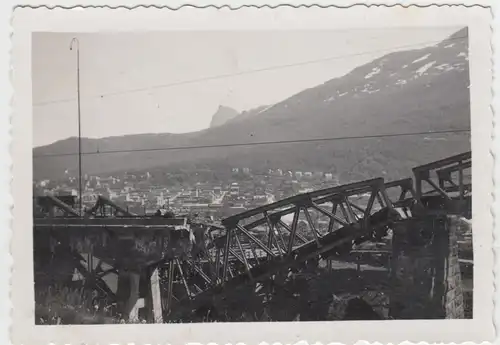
[137,266,163,323]
[115,265,166,323]
[390,214,465,319]
[116,270,142,322]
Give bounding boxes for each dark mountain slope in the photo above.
[34,28,470,182]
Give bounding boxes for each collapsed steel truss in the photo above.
[33,151,472,321]
[159,177,402,317]
[413,151,471,215]
[414,151,471,201]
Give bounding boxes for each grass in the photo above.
[35,285,121,324]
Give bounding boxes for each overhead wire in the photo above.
[32,35,467,107]
[33,128,470,158]
[33,34,469,160]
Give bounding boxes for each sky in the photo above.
[32,27,461,147]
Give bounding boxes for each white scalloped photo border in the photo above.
[3,2,497,345]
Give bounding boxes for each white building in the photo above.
[156,192,165,206]
[230,183,240,196]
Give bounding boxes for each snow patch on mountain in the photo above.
[412,54,431,64]
[415,61,437,76]
[257,105,274,114]
[360,84,372,92]
[364,67,381,79]
[325,90,349,102]
[435,63,465,73]
[435,63,454,72]
[395,79,407,86]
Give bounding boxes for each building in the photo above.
[298,188,314,194]
[229,183,240,196]
[82,192,98,204]
[313,171,323,179]
[252,194,268,206]
[108,188,120,200]
[123,185,134,193]
[126,192,144,204]
[156,192,165,207]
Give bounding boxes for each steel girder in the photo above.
[413,151,471,201]
[33,152,473,321]
[34,195,80,217]
[161,178,400,318]
[412,151,472,216]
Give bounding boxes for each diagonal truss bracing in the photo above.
[413,151,471,201]
[412,151,472,216]
[161,178,401,316]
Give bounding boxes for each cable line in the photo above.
[33,128,470,158]
[33,35,467,107]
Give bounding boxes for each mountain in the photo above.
[210,105,271,128]
[209,106,240,128]
[34,28,470,183]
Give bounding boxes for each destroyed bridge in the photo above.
[33,152,472,323]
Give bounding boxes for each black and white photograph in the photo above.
[31,26,474,324]
[9,4,495,344]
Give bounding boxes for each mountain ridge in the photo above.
[34,28,470,183]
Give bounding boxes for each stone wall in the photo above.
[390,214,465,319]
[444,216,466,319]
